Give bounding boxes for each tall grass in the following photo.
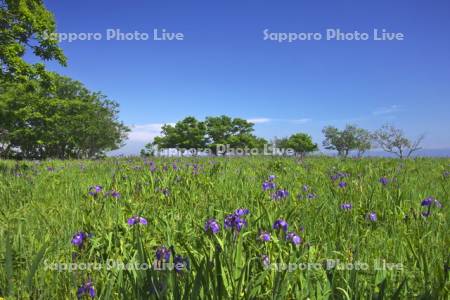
[0,157,448,299]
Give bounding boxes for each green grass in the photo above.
[0,156,449,299]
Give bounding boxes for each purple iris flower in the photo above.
[47,167,54,172]
[379,177,389,186]
[173,255,188,272]
[272,189,289,200]
[307,193,317,199]
[338,181,347,188]
[204,218,220,234]
[259,231,271,242]
[88,185,102,196]
[298,192,317,200]
[234,208,250,216]
[340,203,352,211]
[268,175,276,181]
[155,246,171,262]
[302,185,309,192]
[421,197,442,208]
[77,279,95,299]
[107,190,121,198]
[262,181,276,191]
[367,212,377,222]
[331,172,349,181]
[261,255,270,267]
[420,196,442,218]
[127,216,148,226]
[286,232,302,245]
[224,213,247,232]
[273,219,288,232]
[71,232,89,248]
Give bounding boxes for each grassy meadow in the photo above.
[0,156,449,299]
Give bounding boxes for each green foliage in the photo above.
[0,0,67,83]
[283,133,318,157]
[0,156,448,299]
[322,125,372,157]
[0,74,129,159]
[149,115,267,155]
[153,116,207,151]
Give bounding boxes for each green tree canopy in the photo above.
[148,115,267,155]
[284,133,318,157]
[322,125,372,157]
[0,74,129,159]
[205,116,263,154]
[153,116,207,151]
[0,0,66,82]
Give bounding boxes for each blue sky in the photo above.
[35,0,450,154]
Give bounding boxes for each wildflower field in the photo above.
[0,157,448,299]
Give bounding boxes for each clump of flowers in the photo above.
[88,185,102,196]
[286,231,302,246]
[273,219,288,232]
[224,208,250,232]
[297,184,317,200]
[155,246,171,262]
[127,216,148,226]
[77,279,95,299]
[330,172,349,181]
[421,196,442,217]
[71,232,90,248]
[272,189,289,200]
[262,175,276,191]
[234,208,250,216]
[106,190,120,198]
[340,203,352,211]
[204,218,220,234]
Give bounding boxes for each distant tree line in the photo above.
[141,116,318,157]
[322,124,424,159]
[143,117,423,159]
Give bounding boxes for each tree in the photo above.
[354,127,372,157]
[373,124,424,159]
[322,125,371,157]
[205,116,262,155]
[285,133,318,157]
[0,74,129,159]
[148,116,267,155]
[272,136,289,149]
[152,117,207,153]
[1,0,66,82]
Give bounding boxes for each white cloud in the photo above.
[127,123,174,142]
[290,118,312,124]
[247,118,272,124]
[373,105,402,116]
